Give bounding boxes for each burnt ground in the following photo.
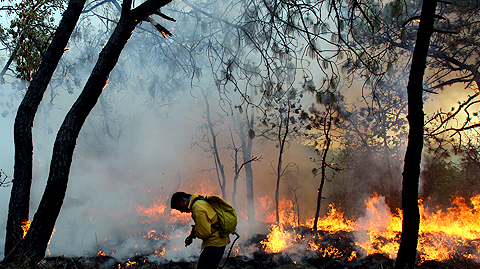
[9,230,480,269]
[35,252,480,269]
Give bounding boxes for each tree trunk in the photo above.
[232,173,239,208]
[313,114,332,231]
[203,92,227,199]
[235,109,256,222]
[231,126,240,208]
[275,107,290,224]
[4,0,173,265]
[244,153,255,221]
[395,1,438,268]
[5,0,87,256]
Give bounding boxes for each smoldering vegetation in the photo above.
[1,0,480,268]
[26,227,480,269]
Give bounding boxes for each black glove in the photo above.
[185,225,196,247]
[185,234,194,246]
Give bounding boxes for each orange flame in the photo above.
[120,184,480,264]
[305,204,355,232]
[260,193,480,262]
[125,259,137,267]
[21,220,30,238]
[260,224,296,253]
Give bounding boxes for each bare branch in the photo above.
[0,170,12,187]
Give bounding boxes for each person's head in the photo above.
[170,191,192,213]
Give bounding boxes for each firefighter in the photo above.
[170,191,230,269]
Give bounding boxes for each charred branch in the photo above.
[153,10,176,22]
[143,17,172,37]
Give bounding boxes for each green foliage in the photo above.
[0,0,66,80]
[385,0,404,19]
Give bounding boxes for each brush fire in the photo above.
[39,191,480,269]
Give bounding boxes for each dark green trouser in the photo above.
[197,246,226,269]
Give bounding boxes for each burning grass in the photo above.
[6,193,480,268]
[20,229,480,269]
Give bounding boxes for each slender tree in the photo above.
[306,89,345,231]
[395,1,439,268]
[234,108,257,222]
[5,0,87,257]
[3,0,174,265]
[229,124,260,208]
[204,91,228,199]
[259,92,300,223]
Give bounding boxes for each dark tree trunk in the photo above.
[313,115,332,231]
[5,0,87,256]
[4,0,173,265]
[395,1,438,268]
[275,107,290,224]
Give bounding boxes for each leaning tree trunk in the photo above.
[5,0,87,257]
[4,0,173,265]
[395,1,438,268]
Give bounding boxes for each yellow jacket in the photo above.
[188,193,231,249]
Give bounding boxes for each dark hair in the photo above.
[170,191,191,208]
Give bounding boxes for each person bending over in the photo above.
[170,191,230,269]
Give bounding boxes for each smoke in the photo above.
[0,2,415,264]
[0,63,409,262]
[353,195,397,258]
[0,59,318,262]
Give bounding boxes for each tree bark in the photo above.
[275,106,290,224]
[5,0,173,265]
[5,0,87,256]
[313,114,332,231]
[244,141,255,222]
[237,110,255,222]
[395,1,438,268]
